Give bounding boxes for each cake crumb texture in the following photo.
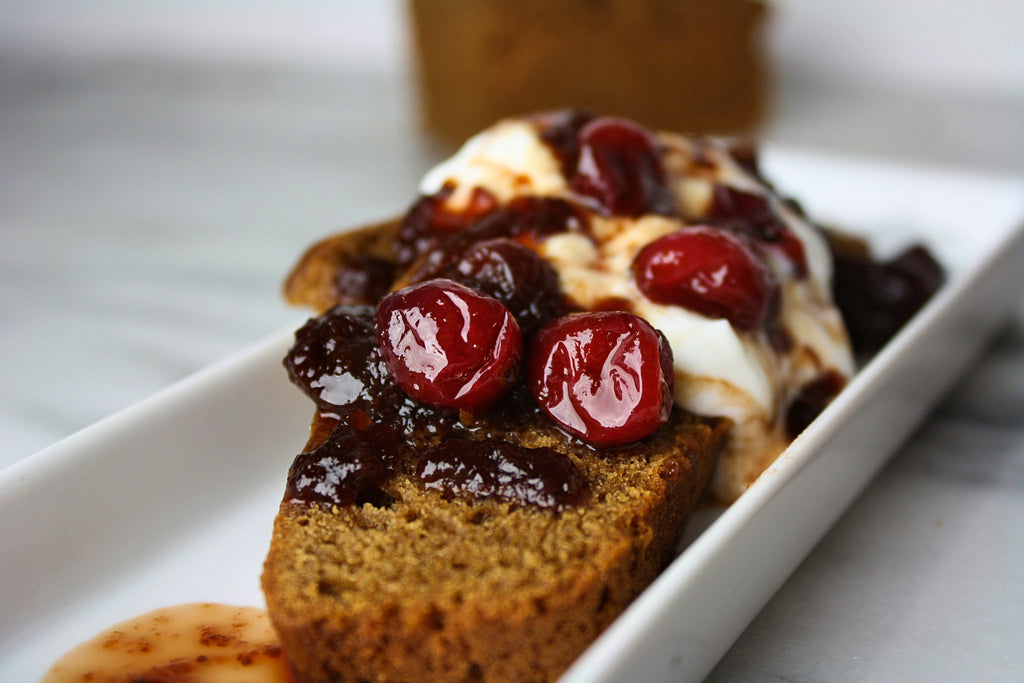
[263,410,728,682]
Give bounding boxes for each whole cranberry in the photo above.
[633,226,778,330]
[532,108,595,176]
[569,117,677,217]
[374,279,523,413]
[706,185,808,276]
[446,238,564,337]
[527,312,674,447]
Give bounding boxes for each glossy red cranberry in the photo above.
[633,226,778,330]
[569,117,676,217]
[374,279,523,413]
[527,312,674,447]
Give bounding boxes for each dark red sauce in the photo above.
[283,304,588,511]
[332,253,395,305]
[286,419,402,508]
[785,370,848,439]
[416,439,588,511]
[283,305,454,435]
[282,112,946,510]
[403,195,584,288]
[393,184,499,270]
[831,243,945,358]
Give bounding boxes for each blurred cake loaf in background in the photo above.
[409,0,769,145]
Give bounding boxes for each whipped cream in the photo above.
[419,117,854,502]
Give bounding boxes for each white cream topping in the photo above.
[420,119,568,207]
[416,117,855,502]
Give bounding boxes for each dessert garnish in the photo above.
[414,236,564,337]
[527,311,674,447]
[375,278,523,412]
[281,110,887,503]
[632,225,778,330]
[830,241,945,358]
[569,116,677,217]
[263,111,944,683]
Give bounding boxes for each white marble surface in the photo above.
[2,5,1023,681]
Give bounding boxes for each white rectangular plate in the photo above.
[2,149,1022,682]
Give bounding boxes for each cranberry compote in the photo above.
[404,196,583,288]
[394,185,499,270]
[287,422,401,507]
[470,195,584,247]
[633,226,778,330]
[333,253,395,304]
[375,279,523,413]
[527,312,674,447]
[284,305,387,412]
[570,117,677,217]
[532,108,595,176]
[284,305,454,436]
[785,370,847,439]
[416,439,587,511]
[831,244,944,357]
[444,238,564,337]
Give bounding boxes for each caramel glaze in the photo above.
[41,603,294,683]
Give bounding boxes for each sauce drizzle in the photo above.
[41,603,294,683]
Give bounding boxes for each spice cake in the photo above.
[263,111,866,682]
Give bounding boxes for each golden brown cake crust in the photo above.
[262,408,728,683]
[283,218,401,313]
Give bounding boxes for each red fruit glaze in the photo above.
[569,117,676,217]
[633,226,778,330]
[374,279,523,412]
[527,312,674,447]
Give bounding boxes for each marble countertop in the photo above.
[2,42,1022,682]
